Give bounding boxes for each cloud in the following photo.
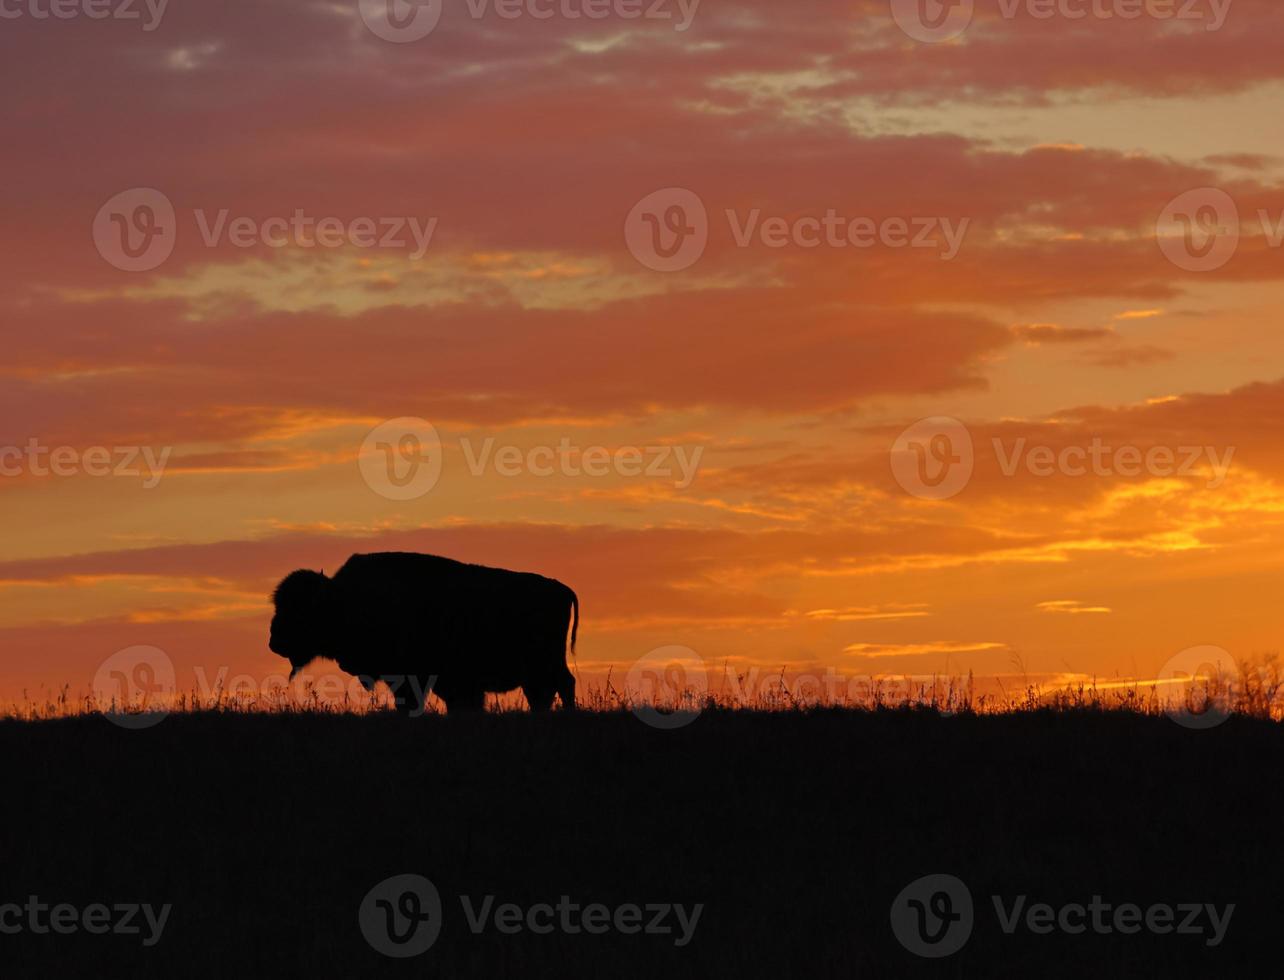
[1084,344,1175,368]
[1012,324,1114,344]
[1036,600,1112,615]
[800,604,931,622]
[842,641,1007,659]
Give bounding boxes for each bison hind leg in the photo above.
[388,674,430,717]
[556,666,576,712]
[525,663,575,712]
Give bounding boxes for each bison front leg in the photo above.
[523,684,555,713]
[386,674,431,717]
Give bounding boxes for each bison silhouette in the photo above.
[269,552,577,713]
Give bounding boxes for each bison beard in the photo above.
[269,552,578,714]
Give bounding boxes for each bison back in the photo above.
[329,552,574,688]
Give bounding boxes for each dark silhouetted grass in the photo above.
[1,702,1281,978]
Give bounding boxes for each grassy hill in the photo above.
[2,706,1279,977]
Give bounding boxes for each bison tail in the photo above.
[569,590,579,658]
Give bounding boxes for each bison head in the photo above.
[269,568,332,679]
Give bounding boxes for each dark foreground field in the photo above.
[2,707,1280,978]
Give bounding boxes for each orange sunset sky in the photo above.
[4,0,1284,705]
